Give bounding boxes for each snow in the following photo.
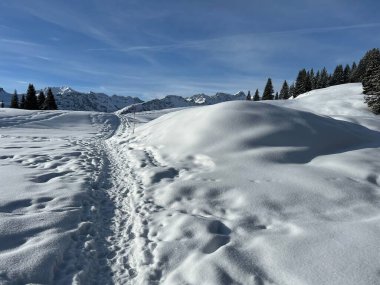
[0,83,379,284]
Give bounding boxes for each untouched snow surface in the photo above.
[0,83,379,284]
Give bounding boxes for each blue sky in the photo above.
[1,0,380,99]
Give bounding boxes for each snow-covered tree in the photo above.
[363,49,380,114]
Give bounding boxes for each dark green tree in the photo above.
[305,71,314,92]
[350,62,357,82]
[279,80,289,99]
[10,90,19,108]
[330,65,344,86]
[37,91,46,109]
[319,67,329,88]
[246,90,252,101]
[295,69,307,97]
[363,49,380,114]
[289,83,295,98]
[314,70,321,89]
[352,49,380,82]
[25,84,38,110]
[253,89,260,101]
[343,64,351,83]
[45,88,58,110]
[20,95,26,109]
[262,78,274,100]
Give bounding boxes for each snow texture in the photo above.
[0,83,379,284]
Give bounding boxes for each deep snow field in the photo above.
[0,83,379,285]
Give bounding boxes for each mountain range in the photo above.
[0,87,247,113]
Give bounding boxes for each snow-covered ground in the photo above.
[0,83,379,284]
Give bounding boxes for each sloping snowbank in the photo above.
[113,84,380,284]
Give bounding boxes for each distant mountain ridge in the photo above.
[0,86,143,112]
[1,86,247,113]
[120,91,247,113]
[45,87,143,113]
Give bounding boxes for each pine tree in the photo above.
[289,83,295,98]
[363,49,380,114]
[45,88,58,110]
[253,89,260,101]
[350,62,357,82]
[330,65,344,86]
[25,84,38,110]
[314,70,321,89]
[319,67,329,88]
[20,95,26,109]
[246,90,252,101]
[274,92,279,100]
[37,91,46,109]
[10,90,19,108]
[279,80,289,99]
[295,69,307,97]
[343,64,351,83]
[352,49,380,82]
[305,70,312,92]
[262,78,274,100]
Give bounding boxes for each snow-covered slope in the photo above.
[120,91,246,113]
[0,109,119,284]
[109,83,380,284]
[1,83,379,284]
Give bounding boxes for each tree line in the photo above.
[246,48,380,114]
[10,84,57,110]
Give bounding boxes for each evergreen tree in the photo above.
[343,64,351,83]
[262,78,274,100]
[274,92,279,100]
[350,62,357,82]
[246,90,252,101]
[294,69,307,97]
[37,91,46,109]
[20,95,26,109]
[363,49,380,114]
[45,88,58,110]
[253,89,260,101]
[314,70,321,89]
[25,84,38,110]
[330,64,344,86]
[279,80,289,99]
[289,83,295,98]
[319,67,329,88]
[10,90,19,108]
[352,48,379,82]
[305,70,312,92]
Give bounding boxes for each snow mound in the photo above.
[115,94,380,284]
[136,101,378,162]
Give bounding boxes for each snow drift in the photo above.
[113,84,380,285]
